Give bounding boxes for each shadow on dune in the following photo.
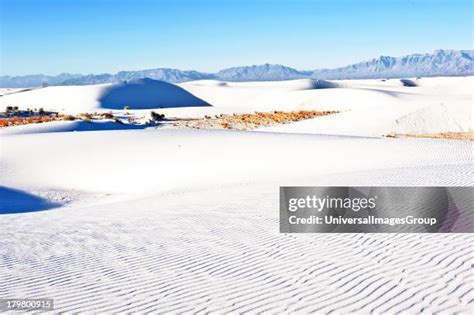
[311,79,340,89]
[0,186,60,214]
[98,78,211,109]
[0,120,152,135]
[358,88,417,97]
[400,79,418,87]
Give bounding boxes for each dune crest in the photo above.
[98,78,210,109]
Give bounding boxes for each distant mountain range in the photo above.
[1,50,473,88]
[0,73,84,88]
[311,50,474,80]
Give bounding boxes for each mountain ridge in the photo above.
[1,49,472,88]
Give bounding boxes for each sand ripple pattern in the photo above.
[1,184,473,314]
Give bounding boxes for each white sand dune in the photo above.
[0,78,209,113]
[2,129,472,193]
[0,88,32,96]
[255,77,473,136]
[178,76,473,136]
[1,128,473,312]
[1,76,473,312]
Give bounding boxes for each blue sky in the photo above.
[1,0,472,75]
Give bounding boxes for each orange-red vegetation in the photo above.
[0,115,59,127]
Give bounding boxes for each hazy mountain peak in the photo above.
[216,64,305,81]
[311,49,474,80]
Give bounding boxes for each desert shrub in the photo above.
[63,115,76,121]
[0,116,56,127]
[123,106,129,110]
[101,112,114,119]
[80,113,93,120]
[150,111,165,120]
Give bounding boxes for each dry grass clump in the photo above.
[62,115,76,121]
[5,106,19,111]
[0,107,125,128]
[100,112,114,119]
[386,131,474,141]
[233,110,335,126]
[78,113,93,120]
[0,113,76,127]
[0,115,58,127]
[173,110,337,130]
[1,109,338,130]
[220,122,230,129]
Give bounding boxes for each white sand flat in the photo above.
[1,128,473,313]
